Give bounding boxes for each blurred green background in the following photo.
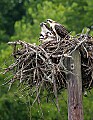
[0,0,93,119]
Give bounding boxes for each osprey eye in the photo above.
[49,20,51,22]
[46,19,51,22]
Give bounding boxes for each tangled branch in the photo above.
[1,31,93,109]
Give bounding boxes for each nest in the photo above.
[1,31,93,109]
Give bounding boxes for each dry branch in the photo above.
[1,31,93,107]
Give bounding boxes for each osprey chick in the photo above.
[46,19,69,41]
[39,22,55,43]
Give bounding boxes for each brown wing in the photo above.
[55,24,68,38]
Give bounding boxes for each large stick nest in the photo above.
[2,31,93,108]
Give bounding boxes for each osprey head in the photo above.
[46,19,55,24]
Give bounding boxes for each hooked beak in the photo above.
[40,22,43,27]
[40,22,47,27]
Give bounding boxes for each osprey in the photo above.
[46,19,69,41]
[39,22,55,43]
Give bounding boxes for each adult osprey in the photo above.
[46,19,69,41]
[39,22,55,43]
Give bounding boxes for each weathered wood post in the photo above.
[64,49,83,120]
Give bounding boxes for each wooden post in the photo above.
[64,49,83,120]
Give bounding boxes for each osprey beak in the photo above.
[40,22,43,27]
[40,22,47,27]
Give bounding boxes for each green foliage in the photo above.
[0,0,26,42]
[0,30,9,42]
[83,90,93,120]
[0,0,93,119]
[64,0,93,33]
[0,93,29,120]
